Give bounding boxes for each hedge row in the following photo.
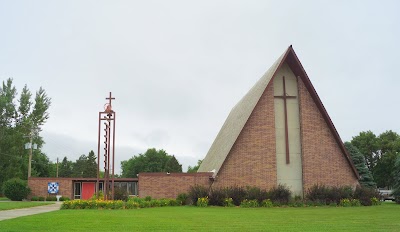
[187,184,382,207]
[61,197,179,209]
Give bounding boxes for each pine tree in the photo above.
[344,142,376,187]
[59,156,73,177]
[85,150,97,177]
[164,155,182,173]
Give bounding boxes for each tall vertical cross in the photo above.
[274,76,296,164]
[106,92,115,106]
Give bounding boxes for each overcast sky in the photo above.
[1,1,399,174]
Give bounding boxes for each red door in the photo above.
[81,182,95,200]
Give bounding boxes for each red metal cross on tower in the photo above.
[274,76,296,164]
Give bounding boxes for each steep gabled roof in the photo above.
[198,45,359,179]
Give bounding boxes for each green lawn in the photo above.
[0,203,399,231]
[0,197,10,201]
[0,202,54,211]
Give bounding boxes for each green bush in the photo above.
[246,187,268,203]
[38,196,45,201]
[60,196,70,201]
[223,198,235,207]
[209,188,227,206]
[225,186,247,206]
[353,186,380,206]
[2,178,31,201]
[114,187,128,201]
[339,198,351,207]
[46,196,57,201]
[31,196,39,201]
[261,199,273,208]
[268,185,291,205]
[144,196,152,201]
[306,185,353,205]
[351,199,361,207]
[176,193,189,205]
[188,185,208,205]
[240,199,259,208]
[196,197,208,207]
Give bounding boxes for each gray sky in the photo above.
[1,1,399,174]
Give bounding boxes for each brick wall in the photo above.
[298,78,359,191]
[28,178,73,199]
[138,173,212,199]
[213,82,277,190]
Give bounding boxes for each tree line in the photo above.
[346,130,400,189]
[0,78,51,192]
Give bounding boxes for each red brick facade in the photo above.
[213,83,277,190]
[298,78,359,190]
[138,173,212,199]
[28,178,74,199]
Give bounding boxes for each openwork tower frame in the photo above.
[97,92,116,200]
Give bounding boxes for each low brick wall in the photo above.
[28,178,74,199]
[138,172,213,199]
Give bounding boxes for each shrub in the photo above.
[2,178,31,201]
[31,196,39,201]
[261,199,273,208]
[223,198,235,207]
[209,188,227,206]
[46,196,57,201]
[114,187,128,201]
[371,197,380,206]
[327,186,353,204]
[351,199,361,207]
[167,199,179,206]
[269,185,291,205]
[353,186,380,206]
[339,198,351,207]
[225,186,247,206]
[246,187,268,203]
[176,193,189,205]
[144,196,152,201]
[60,196,70,201]
[91,191,104,200]
[240,199,259,208]
[38,196,45,201]
[197,197,208,207]
[306,185,329,204]
[188,185,208,205]
[306,185,353,205]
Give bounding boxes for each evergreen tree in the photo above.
[164,155,182,173]
[344,142,376,187]
[59,156,73,177]
[73,155,87,177]
[85,150,97,177]
[187,160,202,173]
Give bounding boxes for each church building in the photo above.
[28,46,359,200]
[198,45,359,196]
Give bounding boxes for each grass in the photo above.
[0,197,10,201]
[0,202,399,231]
[0,201,54,211]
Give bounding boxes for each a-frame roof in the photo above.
[198,46,359,179]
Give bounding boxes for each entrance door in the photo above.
[81,182,96,200]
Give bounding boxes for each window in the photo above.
[74,182,81,199]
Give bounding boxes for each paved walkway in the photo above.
[0,202,61,221]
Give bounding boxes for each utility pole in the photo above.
[56,157,59,178]
[24,125,38,179]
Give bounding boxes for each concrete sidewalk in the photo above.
[0,202,61,221]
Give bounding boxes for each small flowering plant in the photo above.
[223,198,235,207]
[197,197,209,207]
